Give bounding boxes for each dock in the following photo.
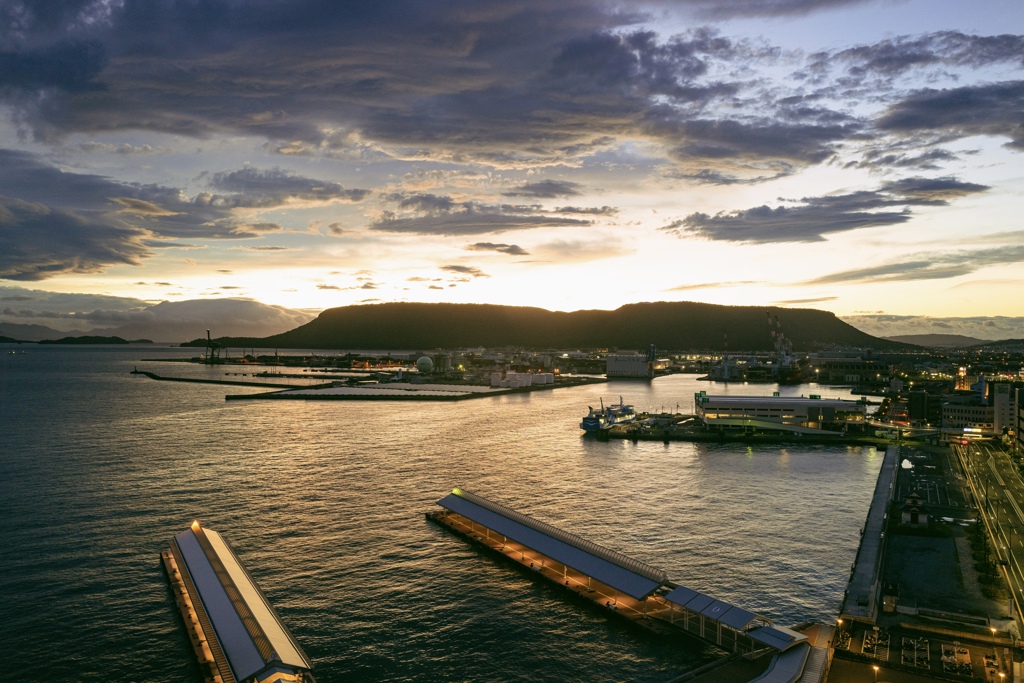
[132,369,309,390]
[162,521,315,683]
[427,488,826,681]
[839,446,898,624]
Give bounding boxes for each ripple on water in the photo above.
[0,350,882,681]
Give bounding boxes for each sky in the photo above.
[1,0,1024,338]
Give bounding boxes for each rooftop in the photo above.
[171,522,312,682]
[436,488,667,600]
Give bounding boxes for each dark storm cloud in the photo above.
[465,242,529,255]
[806,32,1024,80]
[553,206,618,215]
[0,40,107,92]
[502,180,583,198]
[440,265,490,278]
[370,194,592,235]
[660,117,857,169]
[0,197,151,280]
[850,147,960,171]
[370,211,591,236]
[876,81,1024,150]
[2,0,1019,191]
[667,176,988,243]
[0,1,845,176]
[0,148,362,280]
[805,245,1024,284]
[208,167,370,206]
[662,0,876,19]
[394,193,458,213]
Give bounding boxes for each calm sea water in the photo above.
[0,346,883,682]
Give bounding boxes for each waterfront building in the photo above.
[162,522,315,683]
[606,352,652,378]
[693,393,868,435]
[810,352,885,384]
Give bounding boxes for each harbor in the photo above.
[1,349,982,682]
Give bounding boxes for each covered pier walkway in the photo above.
[429,488,808,659]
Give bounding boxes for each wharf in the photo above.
[593,420,892,448]
[427,488,824,683]
[224,376,605,401]
[131,369,312,390]
[839,445,898,623]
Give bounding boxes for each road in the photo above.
[955,441,1024,642]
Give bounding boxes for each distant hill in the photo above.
[885,334,988,348]
[0,335,22,343]
[38,336,132,345]
[0,322,88,341]
[184,301,909,351]
[967,338,1024,351]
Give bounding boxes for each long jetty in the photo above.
[839,445,898,624]
[131,369,318,390]
[427,487,823,682]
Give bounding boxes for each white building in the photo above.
[694,393,868,435]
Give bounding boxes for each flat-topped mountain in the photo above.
[185,301,909,351]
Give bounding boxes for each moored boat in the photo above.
[580,396,637,432]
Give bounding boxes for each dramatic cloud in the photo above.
[440,265,490,278]
[876,81,1024,150]
[465,242,529,256]
[553,206,618,215]
[0,149,371,280]
[806,31,1024,80]
[370,194,592,235]
[672,0,878,19]
[208,167,370,206]
[666,176,988,243]
[503,180,583,198]
[0,196,152,280]
[805,244,1024,284]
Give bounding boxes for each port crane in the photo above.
[204,329,222,364]
[766,311,803,382]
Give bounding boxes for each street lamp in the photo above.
[872,664,880,681]
[990,626,998,664]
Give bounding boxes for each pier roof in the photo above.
[171,522,312,682]
[664,586,761,631]
[436,488,667,600]
[746,625,808,652]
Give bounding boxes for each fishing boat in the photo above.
[580,396,637,432]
